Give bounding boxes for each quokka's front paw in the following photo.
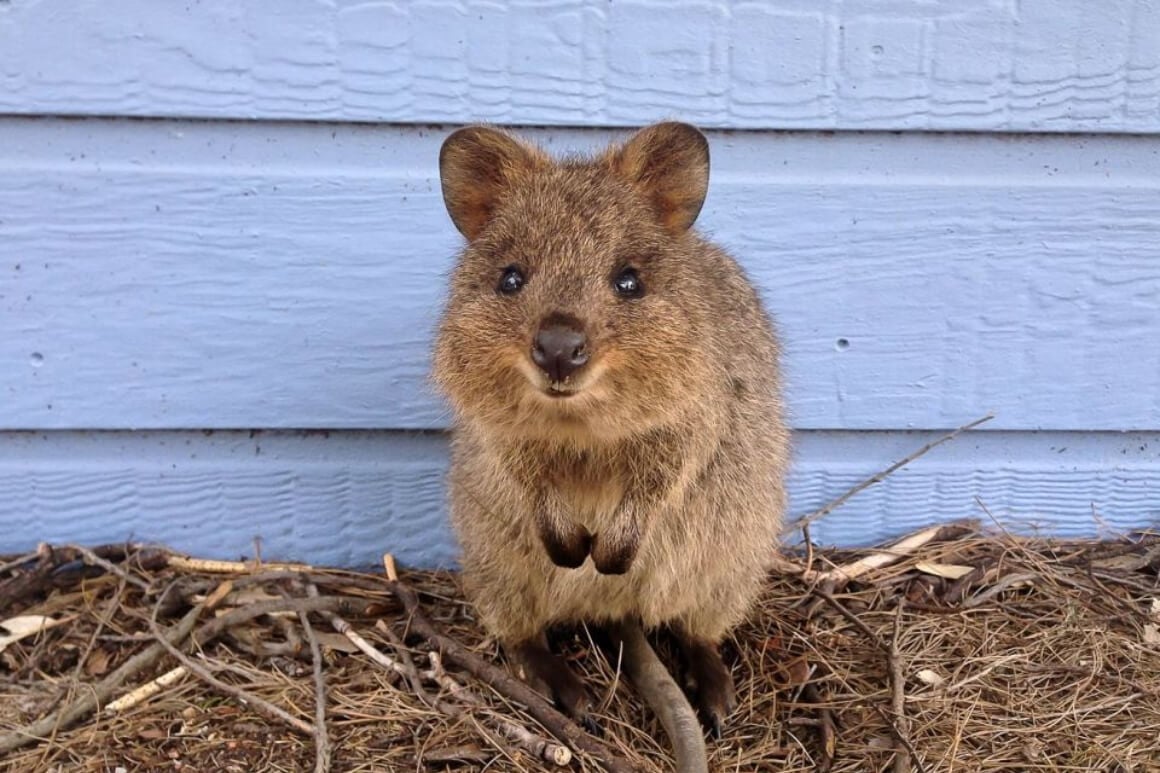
[590,523,641,575]
[538,519,593,569]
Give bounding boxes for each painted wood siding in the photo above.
[2,0,1159,131]
[1,1,1158,567]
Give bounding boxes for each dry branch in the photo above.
[425,651,573,766]
[783,414,993,538]
[4,529,1160,772]
[0,603,203,755]
[64,544,152,593]
[146,592,315,737]
[386,569,637,773]
[165,555,314,574]
[298,586,332,773]
[105,665,188,713]
[889,603,912,773]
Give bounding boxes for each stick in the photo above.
[0,551,39,576]
[962,573,1038,609]
[798,682,837,773]
[165,555,314,574]
[890,603,911,773]
[811,588,890,653]
[386,573,635,773]
[105,666,189,713]
[783,414,993,537]
[299,586,332,773]
[64,544,152,592]
[874,706,927,773]
[0,604,203,755]
[367,618,571,766]
[147,591,315,737]
[375,612,556,766]
[421,746,492,765]
[425,651,573,766]
[323,616,409,681]
[191,595,376,648]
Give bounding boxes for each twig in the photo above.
[165,555,314,574]
[798,682,836,773]
[145,584,317,733]
[874,706,927,773]
[371,617,557,767]
[811,588,890,653]
[105,666,189,713]
[320,615,408,682]
[64,544,152,592]
[962,572,1038,609]
[940,654,1023,695]
[190,595,378,649]
[0,604,203,755]
[146,587,315,737]
[890,602,911,773]
[425,651,573,766]
[299,585,332,773]
[385,566,635,773]
[0,551,39,576]
[369,618,571,766]
[784,414,993,537]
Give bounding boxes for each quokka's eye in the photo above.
[612,267,644,299]
[497,265,525,295]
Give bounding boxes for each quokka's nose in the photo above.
[532,322,589,383]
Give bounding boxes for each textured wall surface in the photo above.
[2,0,1159,131]
[1,1,1158,566]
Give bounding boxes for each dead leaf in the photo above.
[85,646,112,676]
[1092,554,1146,571]
[1145,599,1160,645]
[0,615,72,653]
[315,632,360,654]
[1022,738,1045,761]
[916,668,946,687]
[915,561,975,580]
[772,655,812,688]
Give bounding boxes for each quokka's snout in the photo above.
[530,312,589,388]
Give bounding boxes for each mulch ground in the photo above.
[2,522,1158,773]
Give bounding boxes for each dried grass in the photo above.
[1,526,1158,772]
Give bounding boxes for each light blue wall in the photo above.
[1,1,1158,566]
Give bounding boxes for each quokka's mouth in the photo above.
[544,382,580,399]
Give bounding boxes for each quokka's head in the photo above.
[432,122,721,443]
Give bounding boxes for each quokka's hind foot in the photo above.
[675,633,736,738]
[510,636,602,735]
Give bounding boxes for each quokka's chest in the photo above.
[553,470,624,533]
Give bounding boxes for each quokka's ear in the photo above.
[607,122,710,234]
[439,125,547,241]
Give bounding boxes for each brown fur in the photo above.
[432,122,789,713]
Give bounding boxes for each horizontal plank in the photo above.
[0,0,1158,132]
[3,120,1159,431]
[1,429,1157,568]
